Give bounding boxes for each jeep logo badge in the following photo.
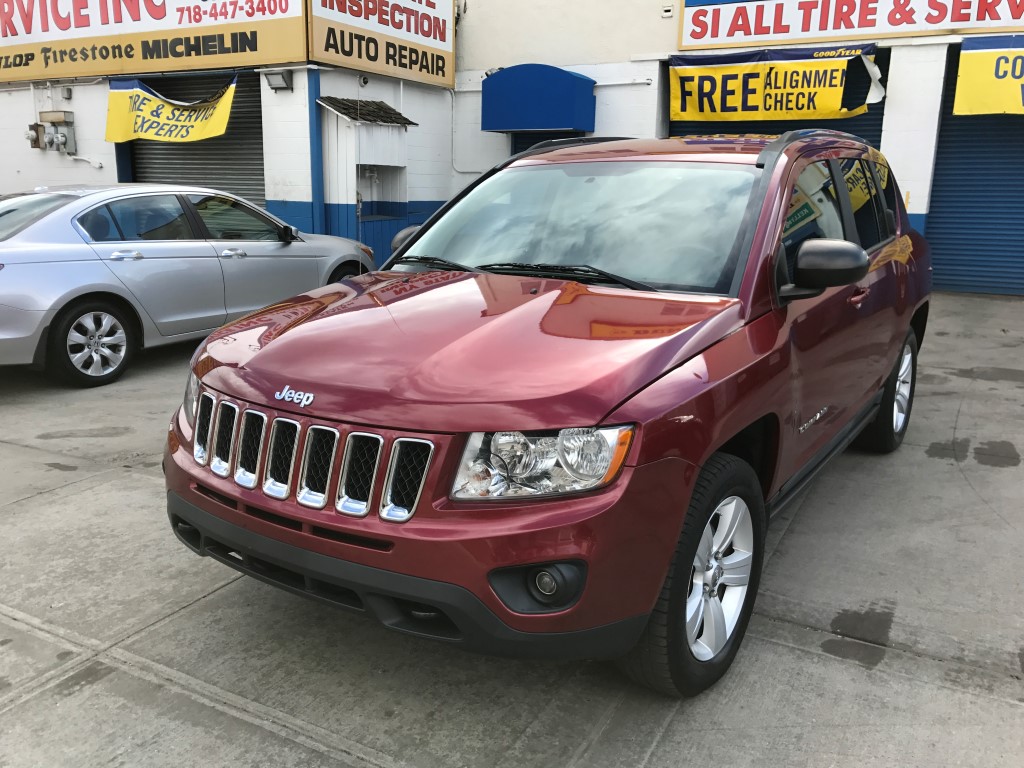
[274,385,315,408]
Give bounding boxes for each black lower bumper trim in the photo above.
[167,491,647,660]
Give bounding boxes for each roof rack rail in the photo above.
[755,129,866,169]
[507,135,633,163]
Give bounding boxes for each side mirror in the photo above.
[391,225,420,254]
[779,239,869,301]
[279,224,300,243]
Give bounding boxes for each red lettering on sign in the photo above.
[773,3,791,32]
[819,0,831,30]
[691,8,708,39]
[950,0,970,22]
[860,0,878,25]
[925,0,947,23]
[752,4,769,34]
[834,0,856,27]
[797,0,817,32]
[977,0,1001,19]
[727,5,751,36]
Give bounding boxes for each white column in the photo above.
[879,44,949,229]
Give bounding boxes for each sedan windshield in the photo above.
[406,161,760,294]
[0,193,75,241]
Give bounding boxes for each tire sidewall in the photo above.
[666,460,766,695]
[49,301,135,387]
[889,331,919,448]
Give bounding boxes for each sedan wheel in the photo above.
[48,301,136,387]
[66,311,128,377]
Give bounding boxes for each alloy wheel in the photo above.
[892,341,914,433]
[686,495,754,661]
[66,311,127,377]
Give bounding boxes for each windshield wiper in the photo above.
[479,262,658,292]
[391,255,483,273]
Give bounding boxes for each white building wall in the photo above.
[456,0,679,70]
[878,44,949,227]
[0,81,116,192]
[260,70,313,209]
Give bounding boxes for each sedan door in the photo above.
[186,194,319,320]
[82,193,226,336]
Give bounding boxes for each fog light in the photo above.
[534,570,558,596]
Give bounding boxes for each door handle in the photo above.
[109,250,143,261]
[221,248,247,259]
[848,288,870,307]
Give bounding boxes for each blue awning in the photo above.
[481,64,596,132]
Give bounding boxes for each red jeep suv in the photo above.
[165,131,931,697]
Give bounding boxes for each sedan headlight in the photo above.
[452,426,634,499]
[183,371,200,427]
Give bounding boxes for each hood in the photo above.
[199,271,742,432]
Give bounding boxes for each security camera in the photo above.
[359,75,369,87]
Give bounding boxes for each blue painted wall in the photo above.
[268,199,445,266]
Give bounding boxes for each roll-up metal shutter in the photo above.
[667,49,890,149]
[926,47,1024,295]
[131,73,266,205]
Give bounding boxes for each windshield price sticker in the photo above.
[0,0,306,81]
[681,0,1024,49]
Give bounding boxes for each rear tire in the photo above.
[47,300,136,387]
[854,330,917,453]
[617,453,765,697]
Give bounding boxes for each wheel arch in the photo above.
[711,413,781,500]
[36,291,149,367]
[326,259,368,284]
[909,301,929,349]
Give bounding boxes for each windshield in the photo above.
[0,193,75,241]
[406,161,760,294]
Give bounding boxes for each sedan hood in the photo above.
[199,271,742,432]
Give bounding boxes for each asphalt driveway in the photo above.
[1,292,1021,767]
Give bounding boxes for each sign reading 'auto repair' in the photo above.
[0,0,307,82]
[311,0,455,88]
[681,0,1024,49]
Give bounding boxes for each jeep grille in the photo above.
[190,392,433,523]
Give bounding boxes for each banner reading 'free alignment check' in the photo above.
[669,44,885,121]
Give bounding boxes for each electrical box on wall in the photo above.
[29,110,77,154]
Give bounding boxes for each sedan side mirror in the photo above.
[779,239,869,301]
[279,224,300,243]
[391,225,420,254]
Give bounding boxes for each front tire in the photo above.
[854,330,918,453]
[618,453,765,697]
[47,301,136,387]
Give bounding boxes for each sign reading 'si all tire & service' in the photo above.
[0,0,308,82]
[311,0,455,88]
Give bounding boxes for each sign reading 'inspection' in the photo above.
[0,0,307,81]
[311,0,455,87]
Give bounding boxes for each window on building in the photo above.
[189,194,279,240]
[107,195,195,241]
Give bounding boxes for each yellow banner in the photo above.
[105,78,236,143]
[669,45,881,122]
[954,38,1024,115]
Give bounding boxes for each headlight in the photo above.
[183,371,200,427]
[451,426,634,499]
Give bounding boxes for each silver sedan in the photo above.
[0,185,375,386]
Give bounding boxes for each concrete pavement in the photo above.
[1,293,1022,767]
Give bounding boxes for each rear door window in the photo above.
[106,195,196,241]
[0,192,74,240]
[840,159,886,250]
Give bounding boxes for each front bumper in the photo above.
[169,489,647,659]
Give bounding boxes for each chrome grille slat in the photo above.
[234,411,267,490]
[263,419,300,500]
[297,426,339,509]
[210,402,240,478]
[336,432,383,517]
[193,393,216,465]
[380,438,434,523]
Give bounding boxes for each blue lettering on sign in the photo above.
[994,54,1024,80]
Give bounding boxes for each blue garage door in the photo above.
[668,49,889,149]
[926,48,1024,295]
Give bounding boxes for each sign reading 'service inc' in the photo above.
[681,0,1024,49]
[0,0,307,82]
[311,0,454,87]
